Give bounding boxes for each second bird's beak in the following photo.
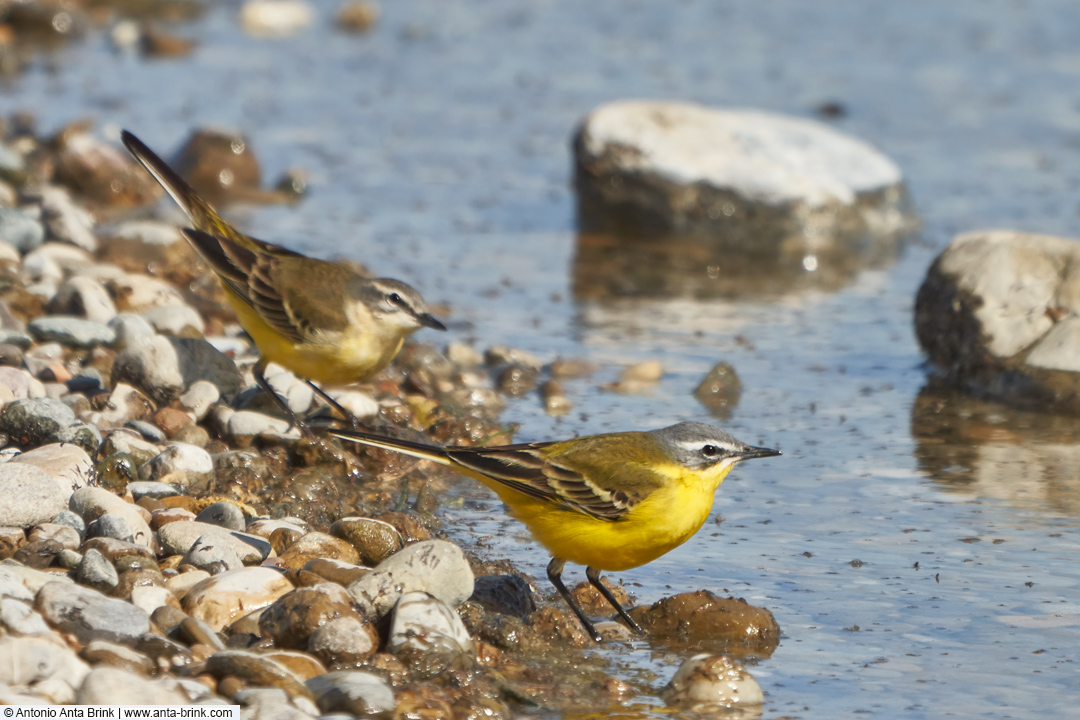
[419,313,447,331]
[738,445,781,461]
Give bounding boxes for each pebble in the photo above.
[306,615,379,666]
[110,273,186,313]
[205,649,312,700]
[228,410,298,446]
[108,313,156,352]
[76,548,119,592]
[484,345,543,370]
[86,513,135,543]
[259,651,325,681]
[158,521,271,564]
[70,487,154,548]
[36,580,150,643]
[75,666,191,705]
[319,389,380,421]
[195,501,246,531]
[348,540,474,618]
[129,585,175,616]
[0,397,100,453]
[141,303,205,336]
[28,523,81,551]
[125,419,166,442]
[388,592,473,676]
[2,559,72,596]
[306,671,395,717]
[1,595,52,635]
[13,538,63,568]
[164,569,210,600]
[81,639,155,676]
[0,207,45,253]
[628,591,780,654]
[259,582,371,650]
[0,635,91,704]
[540,379,572,416]
[127,481,184,500]
[302,558,369,587]
[279,531,359,570]
[661,654,763,709]
[38,185,98,252]
[335,1,379,32]
[181,533,244,574]
[179,380,220,421]
[140,442,214,486]
[181,566,294,631]
[47,276,117,325]
[330,517,404,566]
[471,574,536,618]
[0,527,26,561]
[0,462,69,528]
[27,316,114,349]
[0,329,33,349]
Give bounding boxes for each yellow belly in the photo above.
[227,292,403,385]
[479,474,723,572]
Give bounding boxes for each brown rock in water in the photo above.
[204,649,313,701]
[53,126,161,208]
[258,583,370,650]
[568,578,630,619]
[0,526,27,559]
[628,590,779,657]
[330,517,404,566]
[694,362,742,418]
[278,531,360,570]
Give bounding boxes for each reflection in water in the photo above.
[912,383,1080,514]
[572,231,907,301]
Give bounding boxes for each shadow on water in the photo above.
[912,381,1080,517]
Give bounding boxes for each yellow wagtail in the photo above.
[121,131,446,430]
[330,421,779,641]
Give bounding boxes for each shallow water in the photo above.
[5,0,1080,716]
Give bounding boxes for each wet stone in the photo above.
[279,531,360,571]
[306,670,395,717]
[330,517,404,566]
[36,580,150,644]
[178,616,225,651]
[57,548,82,570]
[13,442,95,494]
[205,650,312,701]
[151,605,189,634]
[28,523,80,551]
[181,566,294,631]
[48,276,118,325]
[140,442,214,486]
[307,615,379,667]
[129,585,175,616]
[113,568,166,600]
[13,538,62,568]
[165,568,210,601]
[660,654,763,710]
[628,591,780,657]
[195,501,246,531]
[158,521,271,564]
[302,558,370,587]
[694,362,742,418]
[495,363,540,397]
[0,397,99,452]
[388,592,474,678]
[70,487,154,548]
[470,574,536,618]
[259,582,370,650]
[127,481,184,500]
[348,540,475,619]
[0,527,26,560]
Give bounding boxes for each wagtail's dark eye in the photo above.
[701,444,720,458]
[388,292,404,306]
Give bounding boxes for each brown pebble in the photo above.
[179,616,226,651]
[28,523,80,551]
[260,650,327,680]
[549,357,595,378]
[80,536,152,561]
[569,578,631,618]
[81,640,155,675]
[151,507,197,530]
[259,583,369,650]
[302,558,370,587]
[204,650,313,700]
[329,517,403,566]
[140,23,195,58]
[14,539,63,568]
[0,527,26,560]
[628,590,780,657]
[374,511,433,543]
[172,424,210,447]
[269,527,304,556]
[112,568,165,599]
[153,407,195,437]
[136,495,167,513]
[335,0,379,32]
[151,605,188,634]
[278,532,359,571]
[216,675,247,701]
[530,606,595,647]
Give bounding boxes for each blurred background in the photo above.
[3,1,1080,717]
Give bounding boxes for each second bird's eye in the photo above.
[701,444,720,457]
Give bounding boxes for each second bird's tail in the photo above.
[329,428,453,465]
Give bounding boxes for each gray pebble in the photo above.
[126,481,184,500]
[348,540,474,618]
[109,313,156,352]
[0,207,45,253]
[181,533,243,575]
[37,580,149,644]
[0,463,69,528]
[388,592,473,676]
[140,442,213,485]
[52,509,86,536]
[77,548,119,592]
[86,513,135,544]
[57,548,82,570]
[0,329,32,348]
[141,303,205,336]
[75,666,190,705]
[29,316,116,349]
[158,521,271,564]
[39,185,98,252]
[12,442,95,495]
[470,574,536,618]
[0,397,99,452]
[0,635,90,703]
[195,501,246,531]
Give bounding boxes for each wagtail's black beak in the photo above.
[419,313,447,331]
[738,445,781,461]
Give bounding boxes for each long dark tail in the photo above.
[329,428,453,465]
[121,130,237,241]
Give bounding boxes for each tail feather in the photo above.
[121,130,237,241]
[329,428,453,465]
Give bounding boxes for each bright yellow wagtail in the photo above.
[121,131,445,430]
[330,421,779,641]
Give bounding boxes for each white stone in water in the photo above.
[320,389,380,420]
[580,101,900,208]
[140,443,214,485]
[388,591,474,656]
[662,654,763,708]
[227,410,298,441]
[241,0,314,36]
[306,671,395,717]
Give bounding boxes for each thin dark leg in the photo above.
[586,566,642,634]
[254,359,314,438]
[304,380,364,428]
[547,557,600,642]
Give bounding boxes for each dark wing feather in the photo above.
[447,443,641,521]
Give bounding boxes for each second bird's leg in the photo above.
[586,566,643,635]
[547,557,602,642]
[304,380,364,428]
[254,360,315,438]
